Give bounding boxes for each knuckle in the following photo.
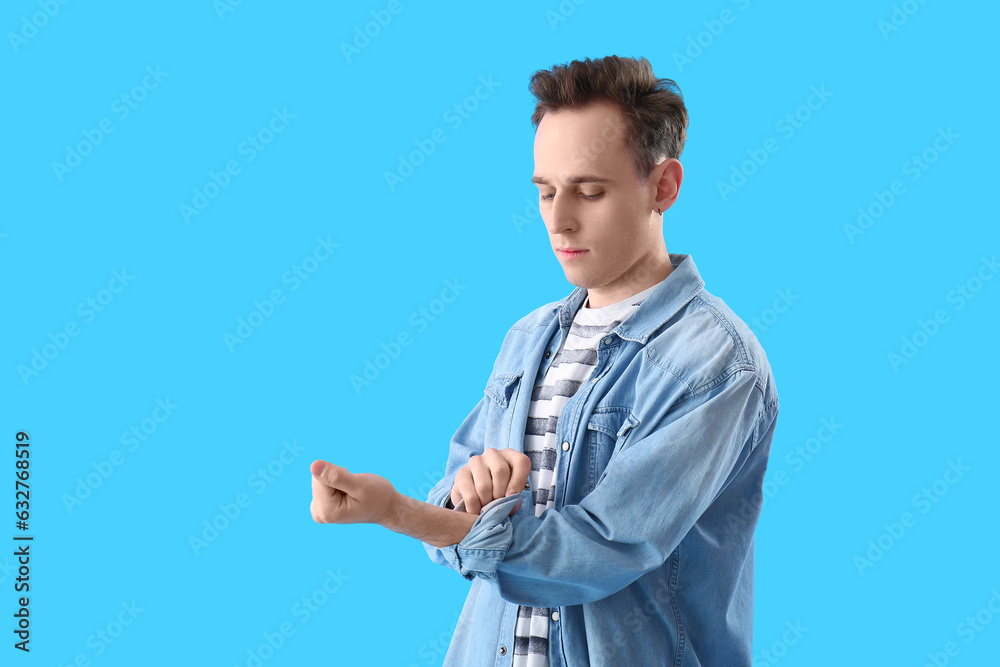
[311,501,331,523]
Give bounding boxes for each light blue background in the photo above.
[2,1,997,665]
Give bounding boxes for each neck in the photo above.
[585,251,673,309]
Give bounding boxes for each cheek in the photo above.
[596,225,628,256]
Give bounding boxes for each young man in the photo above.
[310,56,779,666]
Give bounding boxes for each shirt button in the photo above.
[562,441,570,451]
[544,350,552,358]
[603,336,612,344]
[551,611,560,622]
[499,646,507,655]
[524,481,530,489]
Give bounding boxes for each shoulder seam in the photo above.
[690,293,754,368]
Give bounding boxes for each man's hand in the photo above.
[310,459,480,548]
[310,460,398,525]
[450,447,530,516]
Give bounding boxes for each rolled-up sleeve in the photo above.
[423,388,525,574]
[433,368,771,606]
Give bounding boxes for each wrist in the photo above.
[383,491,411,533]
[382,492,478,548]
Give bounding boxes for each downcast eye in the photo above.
[540,193,603,201]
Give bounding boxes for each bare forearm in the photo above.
[382,493,478,548]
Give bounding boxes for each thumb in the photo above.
[311,460,354,491]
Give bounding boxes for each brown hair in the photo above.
[528,56,688,185]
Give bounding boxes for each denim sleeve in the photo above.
[438,368,768,607]
[421,390,496,572]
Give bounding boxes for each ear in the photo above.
[652,158,683,214]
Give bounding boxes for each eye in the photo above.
[539,193,603,201]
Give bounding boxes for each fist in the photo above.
[310,460,398,526]
[451,447,531,516]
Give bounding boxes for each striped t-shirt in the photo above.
[512,280,661,667]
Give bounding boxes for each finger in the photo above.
[310,460,328,477]
[312,460,356,494]
[312,470,339,506]
[454,467,481,515]
[482,449,511,500]
[500,449,532,496]
[467,456,495,511]
[508,497,522,517]
[311,473,343,523]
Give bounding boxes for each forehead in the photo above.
[533,100,628,179]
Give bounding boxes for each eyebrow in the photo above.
[531,175,613,185]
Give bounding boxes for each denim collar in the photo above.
[553,253,705,345]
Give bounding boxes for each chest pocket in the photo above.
[585,407,639,492]
[483,371,523,450]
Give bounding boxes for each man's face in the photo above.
[532,100,668,300]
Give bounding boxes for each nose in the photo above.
[544,193,578,236]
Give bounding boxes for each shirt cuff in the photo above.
[448,493,524,581]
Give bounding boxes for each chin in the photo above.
[563,273,592,288]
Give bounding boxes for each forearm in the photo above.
[383,492,477,548]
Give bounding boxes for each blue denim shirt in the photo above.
[422,254,780,666]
